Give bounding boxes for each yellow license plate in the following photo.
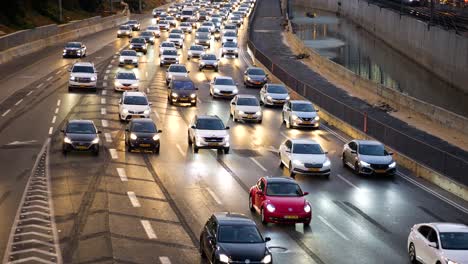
[247,114,253,118]
[308,168,320,172]
[303,121,312,124]
[375,169,386,173]
[76,146,87,150]
[208,143,219,146]
[140,144,151,147]
[284,215,298,219]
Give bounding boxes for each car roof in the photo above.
[73,62,94,67]
[354,140,382,146]
[290,139,320,145]
[68,120,94,125]
[430,223,468,233]
[236,94,257,99]
[264,176,297,184]
[123,91,146,97]
[290,100,311,104]
[213,212,256,225]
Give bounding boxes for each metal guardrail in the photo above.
[247,1,468,184]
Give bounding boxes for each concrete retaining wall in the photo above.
[291,0,468,95]
[284,28,468,134]
[0,11,129,65]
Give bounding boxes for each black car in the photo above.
[126,20,141,31]
[168,76,198,106]
[200,213,272,264]
[139,31,155,45]
[244,67,268,88]
[63,42,86,58]
[125,119,162,153]
[129,38,148,54]
[61,120,101,155]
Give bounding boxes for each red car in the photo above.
[249,176,312,226]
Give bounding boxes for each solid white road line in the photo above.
[176,144,185,157]
[14,99,23,106]
[336,174,361,191]
[26,91,33,96]
[36,83,44,89]
[250,157,267,172]
[101,98,106,104]
[46,76,53,81]
[104,133,112,143]
[2,109,11,117]
[141,220,157,239]
[116,168,128,182]
[101,108,107,115]
[159,256,171,264]
[318,215,350,241]
[57,99,61,106]
[101,120,109,127]
[109,149,118,159]
[55,108,59,114]
[48,127,53,135]
[206,187,222,205]
[51,116,57,124]
[127,191,141,207]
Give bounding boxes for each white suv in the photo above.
[68,62,97,92]
[188,115,230,154]
[118,92,152,121]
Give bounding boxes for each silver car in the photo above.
[260,84,290,106]
[342,140,397,176]
[199,53,219,72]
[187,45,205,59]
[282,100,320,129]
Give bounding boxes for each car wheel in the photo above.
[289,163,296,178]
[127,145,132,152]
[154,146,160,154]
[62,146,68,155]
[191,102,197,107]
[261,208,268,225]
[188,133,192,145]
[93,147,99,156]
[354,162,361,175]
[194,145,199,153]
[304,218,311,226]
[257,119,262,124]
[408,243,417,264]
[215,67,219,72]
[249,195,254,212]
[282,113,286,123]
[224,147,229,154]
[342,154,347,167]
[279,157,284,168]
[199,237,206,258]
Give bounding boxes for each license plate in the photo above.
[375,169,386,173]
[247,114,253,118]
[76,146,87,150]
[208,143,219,146]
[80,85,86,88]
[140,144,151,147]
[284,215,298,219]
[308,168,320,172]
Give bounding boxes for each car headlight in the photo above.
[172,93,178,97]
[232,88,239,94]
[63,49,67,53]
[293,160,304,166]
[255,111,261,116]
[117,30,122,34]
[360,160,371,167]
[261,254,272,263]
[144,109,150,115]
[247,76,253,81]
[131,83,138,87]
[91,77,96,82]
[196,136,204,143]
[219,254,229,263]
[130,133,137,140]
[119,57,124,62]
[122,109,129,114]
[314,116,320,121]
[291,114,299,120]
[114,81,122,86]
[266,95,272,101]
[286,95,290,100]
[70,76,76,81]
[446,259,458,264]
[91,137,99,144]
[200,61,206,65]
[64,137,72,144]
[238,110,245,115]
[132,58,137,62]
[323,159,331,167]
[129,44,134,48]
[388,161,396,168]
[153,134,160,141]
[266,204,275,213]
[214,88,220,93]
[190,93,196,98]
[167,73,173,79]
[304,204,311,213]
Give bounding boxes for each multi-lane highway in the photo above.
[0,2,467,264]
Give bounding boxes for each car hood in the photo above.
[65,47,80,50]
[116,79,138,85]
[291,153,327,164]
[247,75,266,81]
[161,55,178,59]
[120,55,137,60]
[172,90,196,96]
[189,50,204,54]
[236,105,261,112]
[359,154,393,165]
[167,72,188,77]
[214,84,237,91]
[122,104,150,111]
[195,129,227,137]
[265,196,307,213]
[218,242,267,261]
[266,93,288,100]
[291,111,317,118]
[441,250,468,263]
[132,132,156,139]
[66,133,97,142]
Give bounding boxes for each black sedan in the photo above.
[200,212,272,264]
[125,118,162,153]
[129,38,148,55]
[244,67,268,88]
[61,120,100,155]
[63,42,87,58]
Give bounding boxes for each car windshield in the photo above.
[67,123,96,134]
[141,32,152,36]
[72,66,94,73]
[202,23,213,26]
[182,10,193,15]
[172,30,183,34]
[225,31,236,36]
[202,54,216,60]
[173,81,195,90]
[291,103,315,112]
[121,50,137,56]
[218,225,263,244]
[358,144,386,156]
[181,23,190,26]
[131,122,156,133]
[267,85,287,94]
[123,96,148,105]
[169,66,187,72]
[117,73,136,80]
[266,182,303,197]
[131,38,145,44]
[293,143,324,154]
[66,43,81,48]
[159,21,169,24]
[215,78,235,85]
[169,34,181,38]
[224,42,237,48]
[247,69,265,75]
[237,98,258,106]
[196,118,225,130]
[162,43,175,47]
[147,27,158,30]
[199,35,210,40]
[198,28,210,32]
[163,50,178,56]
[440,232,468,250]
[190,46,204,51]
[119,26,130,30]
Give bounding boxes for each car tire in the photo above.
[249,195,254,212]
[257,119,262,124]
[304,219,311,227]
[215,67,219,72]
[261,208,268,225]
[199,237,206,258]
[127,145,132,152]
[289,163,296,178]
[194,145,199,153]
[62,146,68,155]
[408,243,417,264]
[279,158,284,168]
[93,147,99,156]
[191,102,197,107]
[154,146,160,154]
[354,162,361,175]
[224,147,229,154]
[342,154,347,167]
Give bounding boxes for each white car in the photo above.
[170,29,185,40]
[279,139,331,178]
[260,83,290,106]
[146,26,161,37]
[223,24,238,34]
[230,95,262,123]
[408,223,468,264]
[188,115,230,154]
[196,27,211,37]
[229,16,242,27]
[200,22,216,33]
[117,25,132,38]
[221,41,239,57]
[114,71,139,91]
[210,76,238,98]
[282,100,320,129]
[179,22,193,33]
[160,49,180,66]
[166,16,177,27]
[158,20,170,31]
[187,45,205,59]
[199,53,219,72]
[118,92,151,121]
[167,33,184,48]
[221,30,237,43]
[68,62,97,91]
[166,64,189,84]
[118,50,139,67]
[159,41,177,55]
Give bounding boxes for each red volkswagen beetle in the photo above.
[249,176,312,226]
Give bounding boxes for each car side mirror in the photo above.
[149,102,153,106]
[316,109,320,112]
[187,70,190,73]
[324,151,328,154]
[191,125,196,129]
[157,129,163,133]
[98,130,102,134]
[264,237,271,242]
[68,68,72,72]
[350,150,357,154]
[225,126,230,130]
[303,191,309,196]
[60,129,65,133]
[428,242,438,248]
[196,87,199,90]
[230,101,235,105]
[388,152,394,155]
[285,149,291,153]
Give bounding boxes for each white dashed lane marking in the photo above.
[36,83,44,89]
[2,109,11,117]
[101,120,109,127]
[101,98,106,104]
[101,108,107,115]
[127,191,141,207]
[159,257,171,264]
[250,157,267,172]
[206,187,222,205]
[109,149,118,159]
[51,116,57,124]
[116,168,128,181]
[48,127,53,135]
[141,220,157,239]
[104,133,112,143]
[14,99,23,106]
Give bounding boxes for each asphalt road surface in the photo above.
[0,8,467,264]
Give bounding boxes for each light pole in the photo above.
[139,0,142,13]
[58,0,63,22]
